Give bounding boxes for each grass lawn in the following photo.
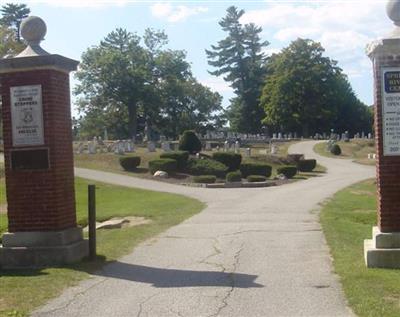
[0,177,204,317]
[314,139,375,165]
[321,179,400,317]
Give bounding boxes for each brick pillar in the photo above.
[364,1,400,268]
[2,69,77,232]
[372,54,400,232]
[0,16,87,268]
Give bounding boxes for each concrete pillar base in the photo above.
[0,227,88,269]
[364,226,400,268]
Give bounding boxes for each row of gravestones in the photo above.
[75,139,175,155]
[202,131,300,141]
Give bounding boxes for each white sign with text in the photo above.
[11,85,44,147]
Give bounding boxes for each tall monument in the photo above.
[0,17,88,268]
[364,0,400,268]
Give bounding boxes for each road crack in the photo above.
[208,244,244,317]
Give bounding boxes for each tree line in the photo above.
[0,4,373,140]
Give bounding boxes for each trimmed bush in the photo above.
[240,163,272,178]
[186,158,228,178]
[119,156,141,171]
[330,144,342,155]
[247,175,267,182]
[178,130,202,154]
[212,152,242,171]
[287,153,304,163]
[296,159,317,172]
[276,166,297,179]
[160,151,189,170]
[226,170,242,182]
[148,158,177,174]
[193,175,217,184]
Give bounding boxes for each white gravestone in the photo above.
[235,141,240,154]
[205,141,212,151]
[224,140,229,152]
[147,141,156,152]
[161,141,171,152]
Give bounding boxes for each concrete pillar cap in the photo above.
[16,16,50,57]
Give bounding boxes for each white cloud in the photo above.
[200,77,232,94]
[21,0,132,8]
[150,2,208,23]
[262,47,281,56]
[242,1,391,81]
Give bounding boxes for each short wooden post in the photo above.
[88,185,96,260]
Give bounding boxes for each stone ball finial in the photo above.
[387,0,400,26]
[20,16,47,45]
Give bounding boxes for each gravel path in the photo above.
[33,141,374,317]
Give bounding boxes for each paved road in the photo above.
[33,141,374,317]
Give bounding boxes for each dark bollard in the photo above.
[88,184,96,260]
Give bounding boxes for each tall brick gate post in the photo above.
[364,0,400,268]
[0,16,88,268]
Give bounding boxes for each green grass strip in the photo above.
[321,179,400,317]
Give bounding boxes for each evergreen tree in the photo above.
[206,6,269,133]
[0,3,30,42]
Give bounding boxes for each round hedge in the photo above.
[212,152,242,171]
[193,175,217,184]
[240,163,272,178]
[276,166,297,179]
[178,130,202,154]
[296,159,317,172]
[148,158,177,174]
[160,151,189,170]
[247,175,267,182]
[330,144,342,155]
[226,170,242,182]
[287,153,304,163]
[119,156,141,171]
[186,158,228,178]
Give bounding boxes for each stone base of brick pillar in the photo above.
[364,226,400,268]
[0,227,88,269]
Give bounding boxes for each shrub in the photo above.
[160,151,189,170]
[148,158,177,174]
[247,175,267,182]
[240,163,272,178]
[296,159,317,172]
[276,166,297,179]
[212,152,242,171]
[186,158,228,178]
[119,156,141,171]
[178,130,202,154]
[226,170,242,182]
[330,144,342,155]
[287,153,304,163]
[193,175,217,184]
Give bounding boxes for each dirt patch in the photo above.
[0,204,7,214]
[350,190,375,196]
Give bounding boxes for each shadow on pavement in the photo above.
[93,261,264,288]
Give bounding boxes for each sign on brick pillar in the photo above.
[0,16,88,268]
[364,0,400,268]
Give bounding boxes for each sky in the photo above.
[2,0,395,115]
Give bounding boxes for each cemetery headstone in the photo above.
[147,141,156,152]
[161,141,171,152]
